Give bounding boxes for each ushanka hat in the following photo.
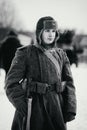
[36,16,59,43]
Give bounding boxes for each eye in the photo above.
[52,29,56,32]
[45,29,50,32]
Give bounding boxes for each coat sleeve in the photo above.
[62,50,77,122]
[5,47,28,117]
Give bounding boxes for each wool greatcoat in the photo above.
[5,44,76,130]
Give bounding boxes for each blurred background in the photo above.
[0,0,87,130]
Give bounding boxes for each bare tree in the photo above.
[0,0,15,28]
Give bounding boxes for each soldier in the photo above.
[5,16,77,130]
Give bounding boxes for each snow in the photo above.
[0,63,87,130]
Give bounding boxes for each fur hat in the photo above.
[36,16,59,44]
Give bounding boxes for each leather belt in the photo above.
[27,81,62,95]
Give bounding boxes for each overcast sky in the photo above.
[13,0,87,34]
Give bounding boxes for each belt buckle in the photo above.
[46,84,51,93]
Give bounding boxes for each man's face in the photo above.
[42,29,56,44]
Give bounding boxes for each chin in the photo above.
[47,41,54,44]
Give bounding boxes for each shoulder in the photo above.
[18,45,30,50]
[55,47,65,57]
[17,44,33,52]
[55,47,68,56]
[15,45,36,59]
[55,47,63,52]
[55,47,69,63]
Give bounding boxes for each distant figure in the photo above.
[64,47,78,67]
[0,30,22,74]
[57,30,79,67]
[62,44,83,67]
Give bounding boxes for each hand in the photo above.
[64,112,75,123]
[16,101,27,117]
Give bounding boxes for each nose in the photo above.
[49,31,53,36]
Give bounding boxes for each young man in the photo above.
[5,16,76,130]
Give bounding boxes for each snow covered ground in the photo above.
[0,63,87,130]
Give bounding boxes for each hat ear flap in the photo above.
[55,30,60,42]
[38,29,43,44]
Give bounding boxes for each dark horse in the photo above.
[0,34,22,75]
[57,30,83,67]
[64,48,78,67]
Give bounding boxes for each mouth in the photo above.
[48,37,53,41]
